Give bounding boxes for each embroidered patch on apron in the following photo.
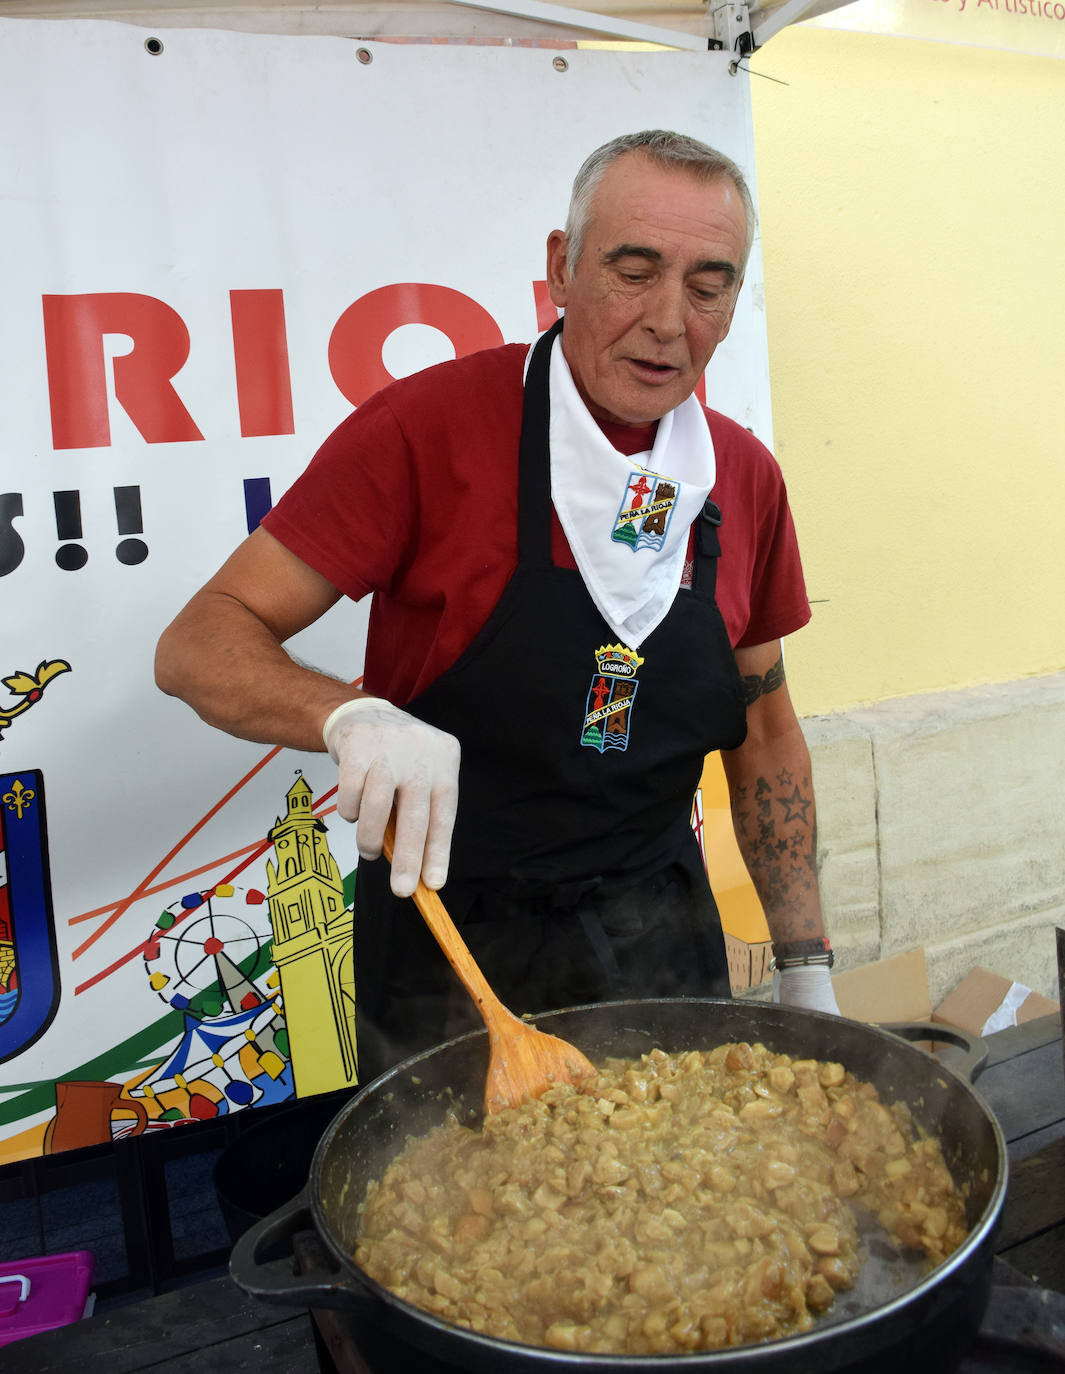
[611,469,680,553]
[580,645,645,753]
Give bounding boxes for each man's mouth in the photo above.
[627,358,679,378]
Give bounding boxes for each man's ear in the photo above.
[545,229,570,308]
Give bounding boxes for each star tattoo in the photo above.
[779,785,812,825]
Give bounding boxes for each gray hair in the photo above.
[563,129,756,279]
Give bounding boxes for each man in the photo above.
[156,130,839,1081]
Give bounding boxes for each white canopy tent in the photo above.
[0,0,855,54]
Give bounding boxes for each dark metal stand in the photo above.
[1,1106,275,1301]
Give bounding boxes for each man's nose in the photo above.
[640,278,686,341]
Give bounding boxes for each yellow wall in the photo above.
[749,28,1065,716]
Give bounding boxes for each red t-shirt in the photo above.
[263,344,811,706]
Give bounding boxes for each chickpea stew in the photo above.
[354,1041,970,1357]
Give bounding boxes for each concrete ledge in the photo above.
[800,715,880,969]
[804,672,1065,1005]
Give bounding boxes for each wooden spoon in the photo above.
[382,818,596,1115]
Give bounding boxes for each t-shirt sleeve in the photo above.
[737,461,811,648]
[261,390,415,604]
[709,412,812,650]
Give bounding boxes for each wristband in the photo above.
[771,936,835,972]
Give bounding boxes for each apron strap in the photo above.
[518,318,563,569]
[576,902,627,987]
[694,497,723,602]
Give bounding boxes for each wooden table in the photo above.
[6,1015,1063,1373]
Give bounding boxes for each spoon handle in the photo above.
[381,819,505,1028]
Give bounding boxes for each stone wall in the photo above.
[804,672,1065,1005]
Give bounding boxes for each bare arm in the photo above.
[719,640,827,948]
[155,527,459,895]
[154,526,363,750]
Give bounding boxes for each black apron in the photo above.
[353,321,748,1081]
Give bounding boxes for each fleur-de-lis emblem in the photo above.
[2,778,36,820]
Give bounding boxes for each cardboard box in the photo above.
[726,942,937,1020]
[933,966,1060,1037]
[831,948,932,1025]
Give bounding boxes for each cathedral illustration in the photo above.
[265,774,358,1094]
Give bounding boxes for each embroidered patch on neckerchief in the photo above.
[580,644,645,753]
[542,331,715,648]
[611,468,680,553]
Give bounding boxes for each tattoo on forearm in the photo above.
[741,654,786,706]
[731,773,820,935]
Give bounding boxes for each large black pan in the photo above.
[230,999,1007,1373]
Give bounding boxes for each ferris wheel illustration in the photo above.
[144,882,275,1020]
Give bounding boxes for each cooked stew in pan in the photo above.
[354,1041,969,1356]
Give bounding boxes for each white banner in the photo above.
[0,18,769,1161]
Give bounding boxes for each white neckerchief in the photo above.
[541,331,716,649]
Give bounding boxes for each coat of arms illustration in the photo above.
[580,645,645,753]
[611,470,679,552]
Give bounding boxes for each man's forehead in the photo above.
[586,155,746,250]
[594,151,740,204]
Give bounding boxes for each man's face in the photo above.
[546,153,748,428]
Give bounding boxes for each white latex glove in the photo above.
[773,965,842,1017]
[323,697,460,898]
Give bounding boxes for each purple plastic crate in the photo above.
[0,1251,94,1348]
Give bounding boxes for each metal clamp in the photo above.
[708,1,752,53]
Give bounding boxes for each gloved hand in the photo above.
[773,965,841,1016]
[322,697,460,898]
